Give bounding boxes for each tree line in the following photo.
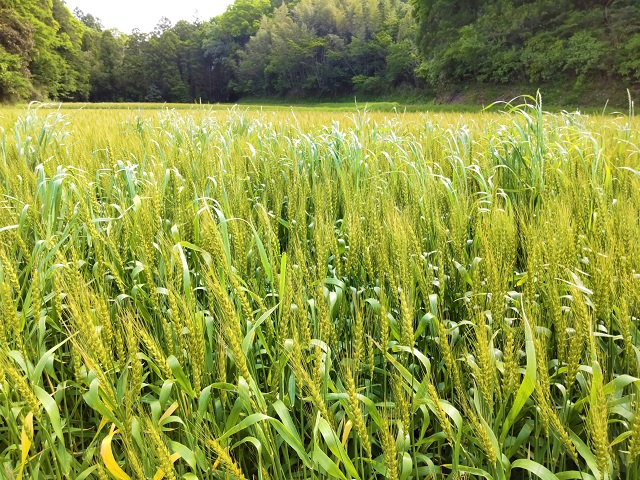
[1,0,638,103]
[412,0,640,88]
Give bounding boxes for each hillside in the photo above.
[0,0,638,104]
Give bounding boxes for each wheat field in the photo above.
[0,100,639,480]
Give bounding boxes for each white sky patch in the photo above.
[63,0,235,33]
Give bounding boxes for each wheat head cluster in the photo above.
[0,101,639,480]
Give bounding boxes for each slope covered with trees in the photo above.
[412,0,640,88]
[0,0,91,102]
[1,0,639,103]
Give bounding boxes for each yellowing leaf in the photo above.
[17,412,34,480]
[341,420,353,447]
[158,401,179,425]
[101,424,131,480]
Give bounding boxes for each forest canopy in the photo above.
[0,0,639,103]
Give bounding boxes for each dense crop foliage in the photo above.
[0,101,639,479]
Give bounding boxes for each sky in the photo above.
[64,0,235,33]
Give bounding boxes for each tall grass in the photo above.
[0,100,639,479]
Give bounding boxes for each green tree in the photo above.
[0,7,34,101]
[413,0,640,87]
[117,30,147,101]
